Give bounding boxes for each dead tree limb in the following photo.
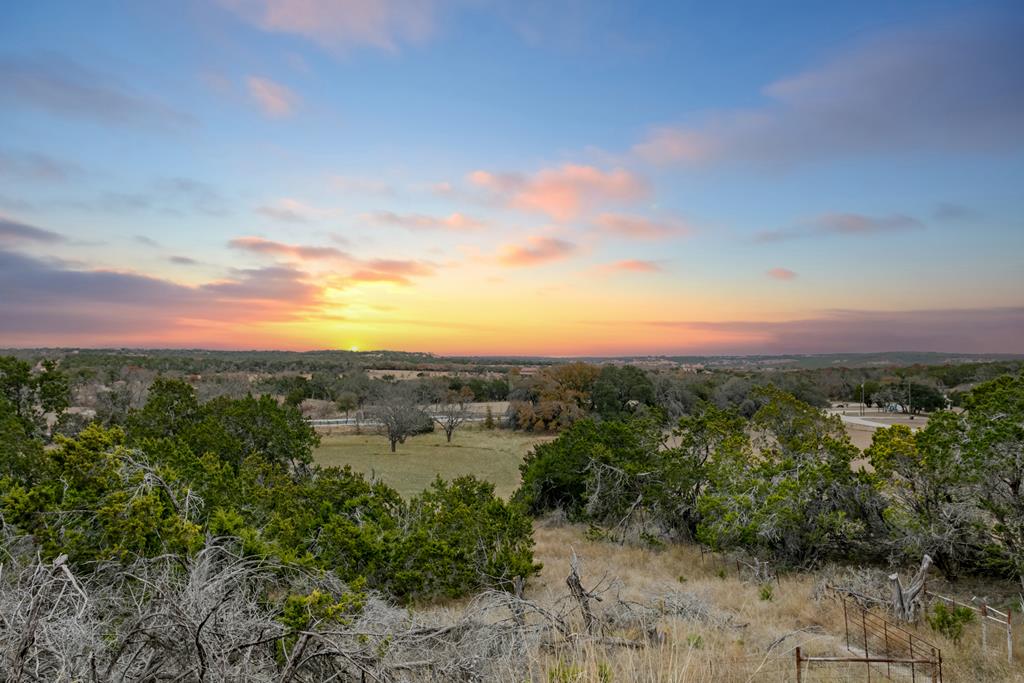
[890,554,932,621]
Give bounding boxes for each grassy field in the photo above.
[314,426,552,498]
[520,523,1019,682]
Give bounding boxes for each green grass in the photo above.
[314,427,552,499]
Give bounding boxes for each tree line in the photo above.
[514,373,1024,585]
[0,362,537,603]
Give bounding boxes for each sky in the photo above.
[1,0,1023,356]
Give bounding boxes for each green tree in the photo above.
[652,404,749,540]
[336,390,359,419]
[0,396,49,484]
[0,355,70,436]
[1,424,202,566]
[866,420,981,579]
[591,365,656,421]
[188,393,319,470]
[513,417,662,519]
[697,388,884,566]
[907,382,947,414]
[961,374,1024,582]
[126,377,201,440]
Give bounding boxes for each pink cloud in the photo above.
[594,213,692,240]
[229,237,350,261]
[497,236,576,267]
[632,127,713,165]
[766,267,797,280]
[369,210,484,231]
[246,76,299,118]
[363,258,435,276]
[221,0,438,53]
[470,164,648,221]
[255,198,331,223]
[229,236,435,286]
[601,259,662,273]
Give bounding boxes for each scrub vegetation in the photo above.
[2,350,1024,680]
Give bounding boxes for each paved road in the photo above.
[835,413,919,432]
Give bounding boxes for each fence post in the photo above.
[1008,607,1013,664]
[884,621,891,677]
[910,634,916,683]
[930,647,939,683]
[795,646,802,683]
[863,609,871,683]
[843,597,850,651]
[981,604,988,654]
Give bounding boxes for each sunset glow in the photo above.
[2,1,1022,354]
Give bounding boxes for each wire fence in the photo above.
[924,589,1013,664]
[793,591,945,682]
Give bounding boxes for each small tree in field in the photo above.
[373,384,427,452]
[433,387,474,442]
[336,391,358,420]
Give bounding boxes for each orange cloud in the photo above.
[246,76,299,118]
[602,259,662,273]
[766,267,797,280]
[369,210,484,231]
[222,0,437,53]
[363,258,436,276]
[594,213,692,240]
[470,164,648,221]
[348,270,412,285]
[497,236,576,266]
[229,237,350,261]
[229,236,436,287]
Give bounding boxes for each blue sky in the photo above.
[1,0,1022,354]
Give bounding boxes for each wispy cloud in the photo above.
[229,236,350,260]
[0,217,65,244]
[328,175,395,196]
[766,267,797,280]
[932,202,980,222]
[632,16,1024,167]
[0,54,194,129]
[229,236,435,286]
[254,198,325,223]
[246,75,299,118]
[369,210,485,231]
[634,308,1024,354]
[470,164,648,221]
[755,213,923,243]
[0,149,81,182]
[497,235,576,266]
[599,259,662,273]
[54,178,227,218]
[594,213,692,240]
[0,248,325,346]
[220,0,439,53]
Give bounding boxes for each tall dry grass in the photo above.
[515,523,1024,682]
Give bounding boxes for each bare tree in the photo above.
[433,386,474,443]
[373,383,428,452]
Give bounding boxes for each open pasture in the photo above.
[314,426,552,498]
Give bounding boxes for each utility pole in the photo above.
[861,382,865,416]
